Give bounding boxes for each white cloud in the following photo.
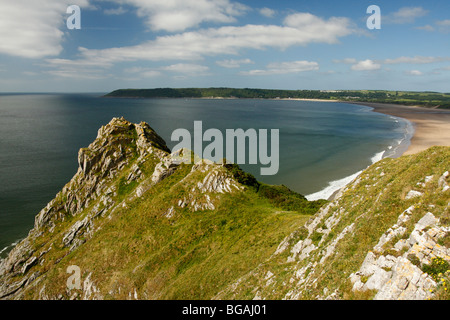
[216,58,254,68]
[405,70,423,76]
[259,7,276,18]
[142,70,161,77]
[160,63,209,75]
[107,0,249,32]
[333,58,357,64]
[241,61,319,76]
[283,13,353,44]
[415,20,450,33]
[43,58,111,79]
[384,7,428,24]
[436,19,450,33]
[104,6,128,15]
[336,56,450,74]
[0,1,90,59]
[351,60,381,71]
[320,70,337,75]
[428,66,450,75]
[382,56,450,64]
[124,67,161,78]
[415,25,435,32]
[45,58,112,68]
[46,69,108,80]
[22,71,38,76]
[114,63,209,78]
[75,12,354,65]
[43,11,354,78]
[437,20,450,26]
[124,67,144,73]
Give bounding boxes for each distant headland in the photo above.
[104,88,450,109]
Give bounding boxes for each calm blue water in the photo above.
[0,93,412,256]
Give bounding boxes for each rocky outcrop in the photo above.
[1,119,448,301]
[0,117,246,300]
[0,118,161,297]
[214,148,450,301]
[350,209,449,300]
[175,159,244,212]
[34,117,169,231]
[438,171,449,192]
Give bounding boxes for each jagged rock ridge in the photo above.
[0,118,448,300]
[0,117,247,299]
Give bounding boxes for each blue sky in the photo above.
[1,0,450,92]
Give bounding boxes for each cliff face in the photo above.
[0,118,448,300]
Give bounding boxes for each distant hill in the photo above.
[104,88,450,109]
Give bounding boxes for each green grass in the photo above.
[213,146,450,300]
[422,257,450,280]
[31,184,311,299]
[224,163,327,214]
[18,154,318,300]
[14,116,449,301]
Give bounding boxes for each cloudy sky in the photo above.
[1,0,450,92]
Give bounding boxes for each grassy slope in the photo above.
[311,147,450,299]
[216,146,450,300]
[19,157,321,299]
[12,118,448,300]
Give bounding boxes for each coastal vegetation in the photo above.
[1,118,448,301]
[105,88,450,109]
[0,118,325,300]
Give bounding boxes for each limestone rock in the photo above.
[351,211,448,300]
[438,171,449,192]
[196,167,243,194]
[62,217,89,249]
[0,117,173,299]
[373,257,435,300]
[405,190,423,200]
[366,268,392,291]
[414,212,439,232]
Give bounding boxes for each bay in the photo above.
[0,93,412,256]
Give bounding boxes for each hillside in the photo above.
[104,88,450,109]
[0,118,448,300]
[0,117,324,300]
[216,147,450,300]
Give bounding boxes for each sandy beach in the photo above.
[322,102,450,201]
[348,102,450,156]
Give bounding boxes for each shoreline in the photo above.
[306,101,450,201]
[347,102,450,155]
[186,96,450,157]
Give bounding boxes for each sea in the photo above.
[0,93,413,257]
